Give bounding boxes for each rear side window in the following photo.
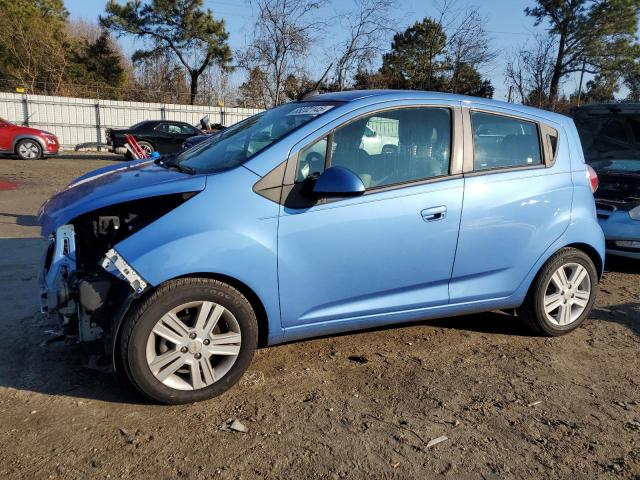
[471,111,542,171]
[156,123,197,135]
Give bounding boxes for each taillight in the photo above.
[585,165,598,193]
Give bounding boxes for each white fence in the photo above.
[0,92,262,148]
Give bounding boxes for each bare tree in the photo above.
[239,67,271,108]
[332,0,395,91]
[437,0,497,94]
[505,35,556,107]
[198,63,237,106]
[240,0,323,107]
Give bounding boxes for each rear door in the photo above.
[277,102,465,339]
[450,106,571,303]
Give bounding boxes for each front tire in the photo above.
[15,139,43,160]
[117,278,258,404]
[517,247,598,336]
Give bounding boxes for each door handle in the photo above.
[421,205,447,222]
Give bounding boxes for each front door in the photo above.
[277,105,464,339]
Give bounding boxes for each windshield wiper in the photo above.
[164,162,196,174]
[155,155,195,174]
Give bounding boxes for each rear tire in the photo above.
[517,247,598,336]
[137,141,154,158]
[117,278,258,404]
[15,139,43,160]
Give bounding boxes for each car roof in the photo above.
[136,120,189,127]
[301,89,568,124]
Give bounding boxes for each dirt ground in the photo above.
[0,153,638,480]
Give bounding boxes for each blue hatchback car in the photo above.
[39,91,605,404]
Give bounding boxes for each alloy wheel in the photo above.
[543,262,592,326]
[140,143,153,156]
[145,301,242,391]
[17,141,40,159]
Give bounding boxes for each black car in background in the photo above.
[106,120,203,158]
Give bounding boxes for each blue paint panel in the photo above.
[278,179,464,328]
[450,168,573,302]
[114,167,283,345]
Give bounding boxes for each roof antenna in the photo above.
[299,63,333,101]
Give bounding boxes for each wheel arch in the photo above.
[173,272,271,348]
[112,272,271,351]
[12,134,45,152]
[137,139,155,149]
[110,271,272,385]
[565,242,604,280]
[513,232,605,308]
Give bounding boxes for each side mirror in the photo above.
[312,166,365,198]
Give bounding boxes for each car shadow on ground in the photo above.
[0,236,637,404]
[590,303,640,337]
[0,236,144,404]
[604,255,640,274]
[0,212,39,226]
[59,152,124,162]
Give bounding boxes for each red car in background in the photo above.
[0,117,59,159]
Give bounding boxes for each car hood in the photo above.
[13,125,55,136]
[39,160,207,237]
[589,159,640,175]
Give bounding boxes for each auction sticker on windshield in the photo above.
[287,105,335,116]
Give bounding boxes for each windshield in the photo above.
[171,101,341,173]
[574,112,640,164]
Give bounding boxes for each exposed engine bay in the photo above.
[39,193,196,346]
[594,172,640,220]
[596,172,640,207]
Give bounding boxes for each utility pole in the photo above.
[507,85,514,103]
[576,59,587,106]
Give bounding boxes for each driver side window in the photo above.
[296,106,452,189]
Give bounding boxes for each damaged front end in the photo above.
[593,169,640,258]
[39,162,204,354]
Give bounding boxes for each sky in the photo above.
[63,0,559,100]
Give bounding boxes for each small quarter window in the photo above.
[548,130,558,159]
[471,111,542,171]
[296,137,328,182]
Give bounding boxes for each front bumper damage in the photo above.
[101,249,148,293]
[39,224,148,345]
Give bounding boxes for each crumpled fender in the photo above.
[39,161,206,237]
[114,166,283,345]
